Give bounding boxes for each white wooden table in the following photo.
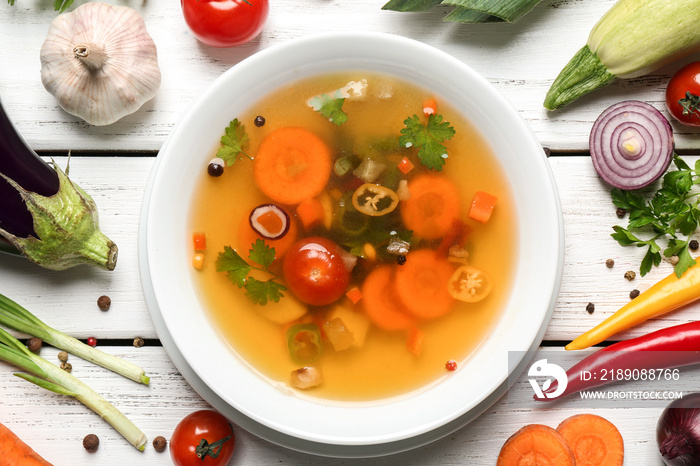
[2,0,699,464]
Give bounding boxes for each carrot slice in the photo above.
[497,424,575,466]
[345,286,363,305]
[0,422,53,465]
[557,414,624,466]
[253,127,332,205]
[192,231,206,251]
[296,197,326,230]
[468,190,498,223]
[394,249,456,320]
[406,326,424,356]
[422,97,438,116]
[237,214,298,263]
[400,174,461,240]
[361,265,415,331]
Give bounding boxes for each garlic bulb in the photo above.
[40,2,161,126]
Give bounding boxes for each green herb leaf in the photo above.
[216,246,251,288]
[610,154,700,277]
[245,277,287,305]
[248,239,276,270]
[217,241,286,304]
[399,113,455,171]
[309,93,348,126]
[53,0,73,12]
[217,119,250,166]
[675,245,697,277]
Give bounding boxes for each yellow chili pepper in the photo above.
[566,261,700,350]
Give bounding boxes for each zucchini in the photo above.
[544,0,700,110]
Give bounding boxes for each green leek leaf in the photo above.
[381,0,442,12]
[442,0,542,23]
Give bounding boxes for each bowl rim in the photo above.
[139,31,565,457]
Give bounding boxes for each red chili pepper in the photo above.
[538,321,700,401]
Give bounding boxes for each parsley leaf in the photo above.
[610,154,699,277]
[217,118,250,166]
[309,93,348,126]
[248,238,276,270]
[216,246,251,288]
[245,277,286,305]
[399,113,455,171]
[216,241,286,305]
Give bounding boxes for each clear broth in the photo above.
[190,72,517,401]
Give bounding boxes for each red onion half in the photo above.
[590,100,674,190]
[657,393,700,465]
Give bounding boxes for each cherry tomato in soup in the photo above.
[666,62,700,126]
[283,237,350,306]
[180,0,269,48]
[170,410,235,466]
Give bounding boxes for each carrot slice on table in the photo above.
[400,174,461,240]
[253,127,332,205]
[0,422,53,465]
[361,265,415,331]
[237,214,298,263]
[394,249,456,320]
[556,414,624,466]
[497,424,575,466]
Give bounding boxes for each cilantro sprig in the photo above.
[216,118,250,166]
[309,93,348,126]
[399,113,455,171]
[216,239,286,305]
[611,155,699,277]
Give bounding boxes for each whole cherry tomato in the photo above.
[283,237,350,306]
[665,62,700,127]
[180,0,269,48]
[170,410,235,466]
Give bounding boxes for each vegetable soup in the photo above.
[189,72,517,401]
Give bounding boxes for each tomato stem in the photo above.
[196,430,234,459]
[679,91,700,120]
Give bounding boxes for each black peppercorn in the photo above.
[691,239,699,251]
[397,255,407,265]
[586,302,595,314]
[27,337,42,354]
[254,115,266,127]
[83,434,99,452]
[605,259,614,268]
[616,207,627,219]
[153,436,167,452]
[97,295,111,311]
[629,289,640,299]
[207,157,225,177]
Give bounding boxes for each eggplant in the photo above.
[0,99,117,270]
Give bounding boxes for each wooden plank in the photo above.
[2,154,699,341]
[0,345,670,464]
[2,0,699,153]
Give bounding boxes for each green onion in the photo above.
[0,327,147,450]
[381,0,543,23]
[0,293,149,385]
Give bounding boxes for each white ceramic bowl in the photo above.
[139,32,564,457]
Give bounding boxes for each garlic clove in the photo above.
[40,2,161,126]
